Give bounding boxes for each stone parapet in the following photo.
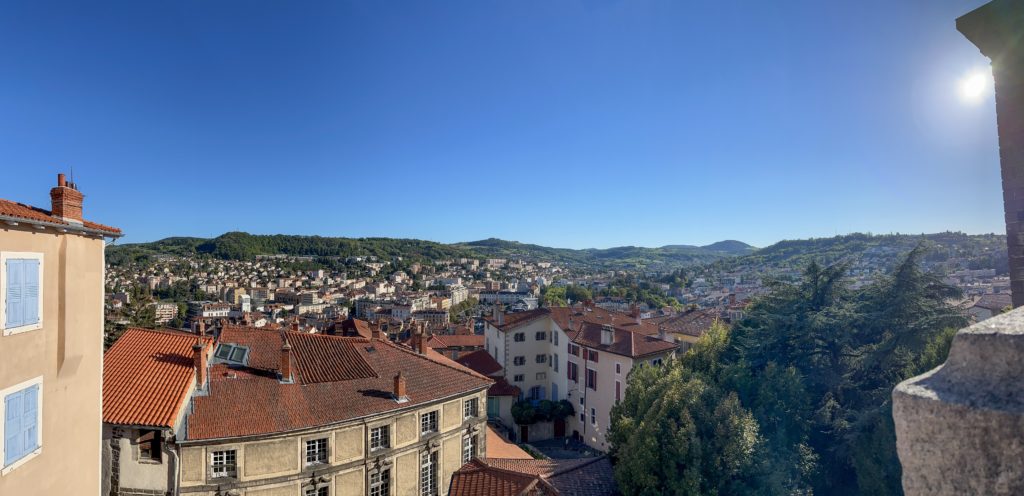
[893,307,1024,495]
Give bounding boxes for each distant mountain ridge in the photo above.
[105,232,754,269]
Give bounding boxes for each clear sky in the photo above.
[0,0,1001,249]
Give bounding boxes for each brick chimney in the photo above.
[393,371,408,402]
[371,321,382,341]
[412,323,426,354]
[50,173,84,224]
[193,319,206,336]
[280,337,293,383]
[192,339,207,389]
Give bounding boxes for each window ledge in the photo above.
[1,447,42,476]
[2,322,42,337]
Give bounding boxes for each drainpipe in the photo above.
[168,437,180,496]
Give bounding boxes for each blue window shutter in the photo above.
[22,260,39,326]
[5,260,24,329]
[21,385,38,455]
[4,391,23,466]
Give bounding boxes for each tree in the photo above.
[542,286,567,307]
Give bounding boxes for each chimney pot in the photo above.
[57,173,66,187]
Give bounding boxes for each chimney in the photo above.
[193,319,207,336]
[192,339,207,389]
[280,337,293,383]
[659,327,669,342]
[632,303,642,325]
[371,321,382,340]
[412,324,426,354]
[50,173,84,224]
[601,324,614,346]
[291,319,300,332]
[393,371,408,403]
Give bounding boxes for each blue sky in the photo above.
[0,0,1000,249]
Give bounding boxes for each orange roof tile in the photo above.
[103,328,211,428]
[186,327,492,440]
[450,457,617,496]
[0,198,121,236]
[486,426,532,459]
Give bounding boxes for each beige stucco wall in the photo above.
[179,389,488,495]
[0,226,104,496]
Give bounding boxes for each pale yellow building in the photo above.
[104,323,492,496]
[0,174,121,495]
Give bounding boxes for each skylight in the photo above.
[213,343,248,365]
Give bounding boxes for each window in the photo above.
[138,429,162,462]
[210,450,237,479]
[616,381,622,404]
[586,350,599,363]
[651,358,663,366]
[567,362,578,383]
[615,362,622,375]
[421,411,438,434]
[513,356,525,366]
[463,398,478,419]
[462,435,477,463]
[2,254,42,335]
[535,372,546,381]
[487,397,500,418]
[567,343,579,356]
[514,333,525,342]
[590,407,597,426]
[535,331,546,341]
[213,344,248,364]
[2,379,41,471]
[535,354,546,364]
[420,451,438,496]
[370,469,391,496]
[553,354,559,372]
[528,385,545,401]
[305,487,328,496]
[553,333,559,346]
[586,368,597,390]
[305,438,328,466]
[370,426,390,451]
[513,374,524,383]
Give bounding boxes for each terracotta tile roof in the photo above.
[186,327,492,440]
[569,321,677,358]
[103,328,212,428]
[456,349,504,376]
[483,308,551,331]
[426,334,485,349]
[549,304,661,336]
[487,377,521,397]
[449,457,616,496]
[656,308,720,337]
[973,293,1012,312]
[485,426,532,459]
[331,317,373,338]
[448,459,555,496]
[0,198,121,236]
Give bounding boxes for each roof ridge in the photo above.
[377,338,494,383]
[548,455,607,477]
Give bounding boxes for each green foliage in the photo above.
[104,286,157,349]
[511,399,575,425]
[449,297,479,322]
[610,246,969,495]
[542,286,567,307]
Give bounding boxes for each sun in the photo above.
[960,70,991,103]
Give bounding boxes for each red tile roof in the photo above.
[487,377,521,397]
[483,308,551,331]
[0,198,121,236]
[485,426,532,459]
[570,321,677,359]
[426,334,485,349]
[449,457,616,496]
[655,308,720,337]
[456,349,504,376]
[103,328,212,428]
[186,326,492,440]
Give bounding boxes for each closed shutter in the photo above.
[21,385,38,454]
[22,260,39,325]
[4,391,23,466]
[6,260,24,328]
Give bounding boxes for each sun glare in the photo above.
[960,70,991,103]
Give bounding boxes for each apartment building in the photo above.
[104,323,492,496]
[483,304,678,450]
[0,174,121,495]
[153,302,179,324]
